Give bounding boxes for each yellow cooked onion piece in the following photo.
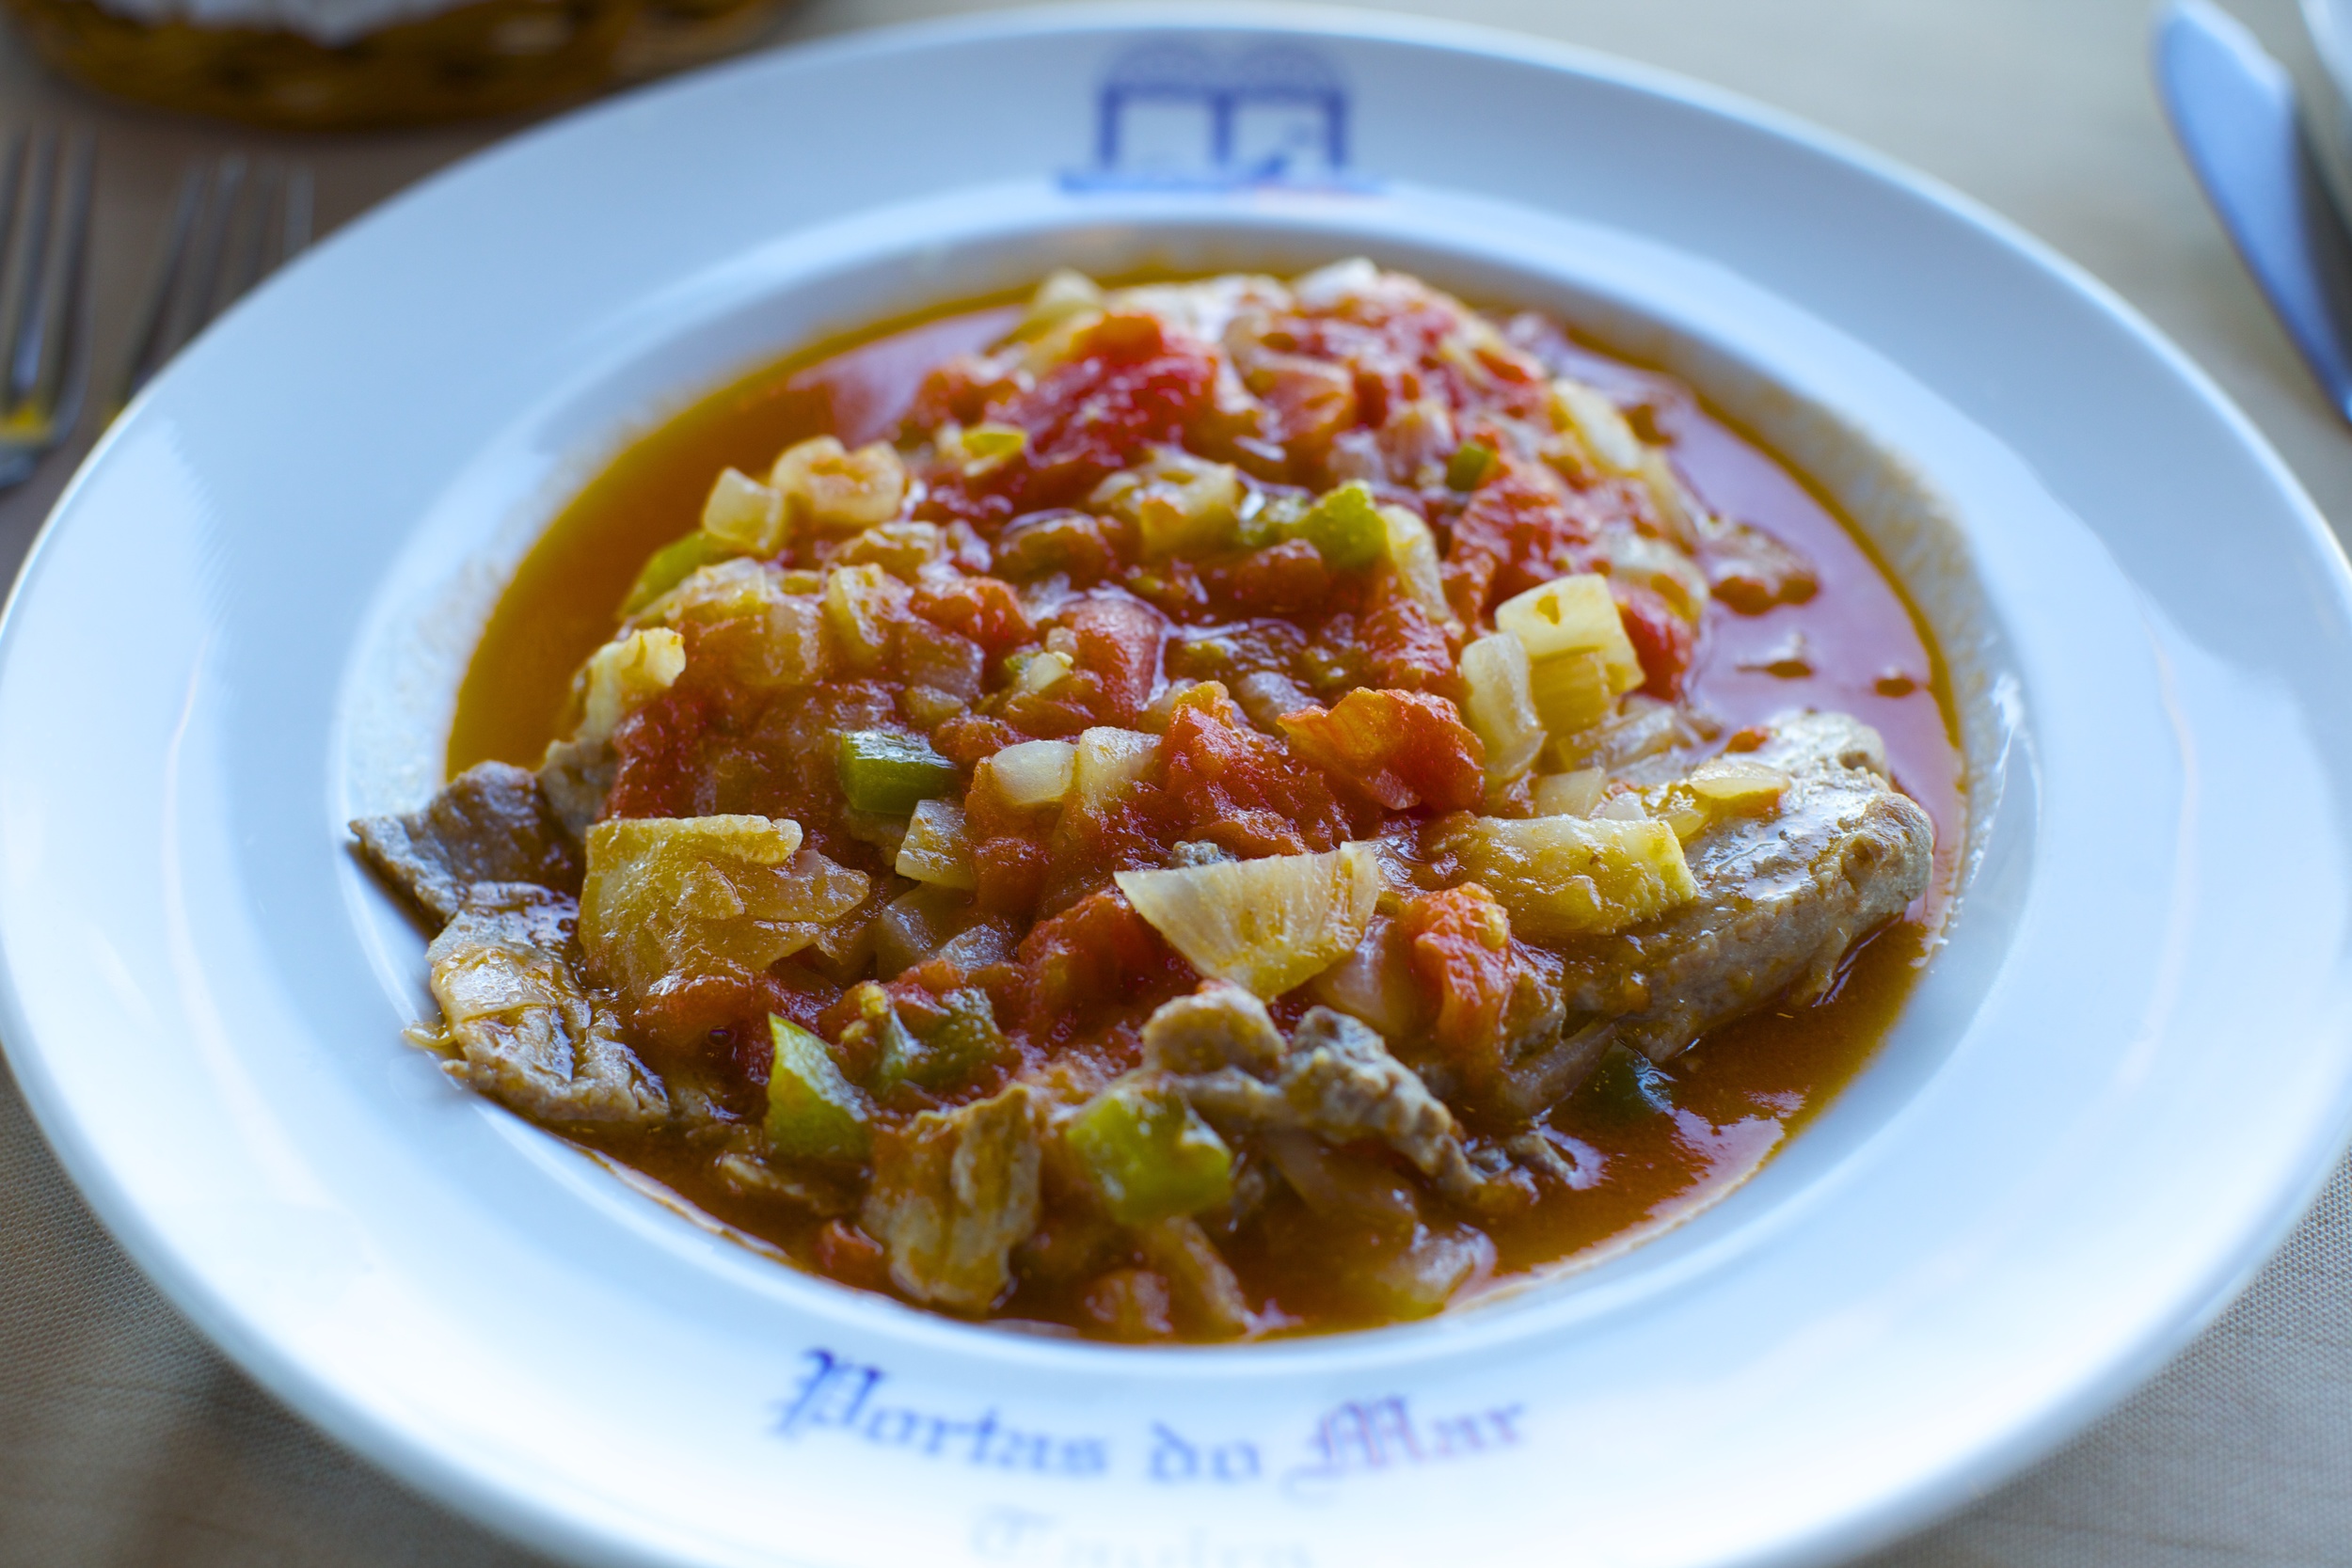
[1377,502,1454,626]
[983,737,1078,808]
[1494,572,1645,703]
[821,562,907,672]
[896,799,977,891]
[1525,647,1614,738]
[1456,632,1546,786]
[1093,447,1243,558]
[577,627,683,747]
[699,467,787,555]
[1444,813,1697,941]
[1686,756,1793,804]
[1070,727,1157,814]
[770,436,908,531]
[1641,757,1792,842]
[1116,843,1382,999]
[1548,376,1647,477]
[580,815,869,1003]
[644,560,830,691]
[1531,768,1607,817]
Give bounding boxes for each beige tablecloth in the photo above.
[6,1,2352,1562]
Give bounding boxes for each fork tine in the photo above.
[0,127,90,488]
[119,154,314,408]
[280,164,313,260]
[39,133,97,438]
[0,132,25,383]
[119,163,204,405]
[4,130,57,407]
[222,162,278,308]
[183,155,245,336]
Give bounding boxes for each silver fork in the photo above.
[0,128,96,492]
[118,153,312,408]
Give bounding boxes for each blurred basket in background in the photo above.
[2,0,794,128]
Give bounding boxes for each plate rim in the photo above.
[4,8,2351,1568]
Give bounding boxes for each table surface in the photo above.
[5,1,2351,1563]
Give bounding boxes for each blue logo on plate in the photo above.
[1063,41,1372,192]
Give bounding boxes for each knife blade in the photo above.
[2156,0,2352,421]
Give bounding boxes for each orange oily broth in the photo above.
[446,299,1963,1333]
[1243,925,1934,1332]
[447,304,1024,775]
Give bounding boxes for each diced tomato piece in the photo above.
[1439,554,1495,627]
[893,961,965,1014]
[1027,349,1215,501]
[932,315,1217,519]
[930,712,1019,768]
[1062,594,1166,726]
[631,962,835,1091]
[1359,585,1454,692]
[1068,310,1168,362]
[915,465,1017,531]
[1445,472,1596,610]
[969,959,1028,1046]
[996,686,1096,741]
[904,352,1009,431]
[1246,352,1359,451]
[1122,555,1209,616]
[1278,689,1485,813]
[604,692,716,820]
[1288,301,1456,426]
[913,575,1033,656]
[1468,343,1549,409]
[913,322,1214,524]
[1158,685,1354,854]
[1208,538,1331,617]
[1013,888,1186,1039]
[630,970,752,1060]
[974,832,1047,913]
[1037,773,1191,919]
[1612,579,1696,699]
[1399,886,1520,1078]
[767,964,841,1033]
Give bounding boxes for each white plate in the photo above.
[6,8,2352,1566]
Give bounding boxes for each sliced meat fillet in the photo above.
[862,1083,1043,1314]
[1139,978,1286,1075]
[1153,991,1488,1207]
[353,762,583,927]
[1278,1008,1470,1188]
[1561,710,1934,1065]
[422,883,669,1128]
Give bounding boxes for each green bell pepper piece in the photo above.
[1235,492,1306,551]
[1444,440,1497,492]
[836,730,958,815]
[874,986,1002,1094]
[1065,1080,1233,1226]
[621,531,737,616]
[765,1015,873,1160]
[1579,1043,1675,1124]
[1293,482,1387,571]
